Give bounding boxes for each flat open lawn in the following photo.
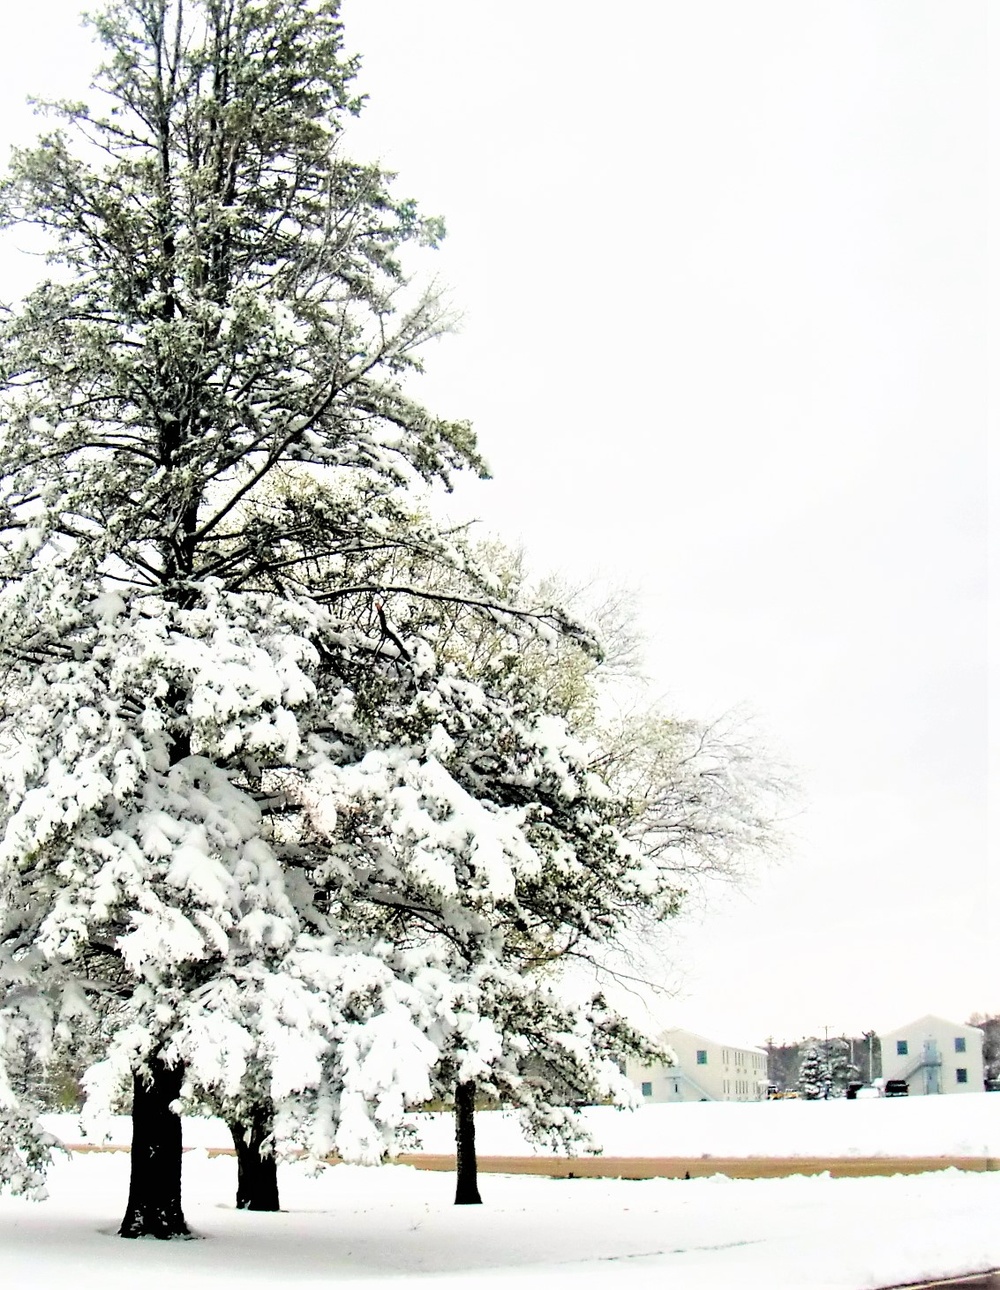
[6,1094,994,1288]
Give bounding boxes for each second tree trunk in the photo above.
[454,1079,482,1205]
[228,1102,280,1211]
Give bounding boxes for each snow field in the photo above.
[414,1093,1000,1160]
[43,1090,1000,1160]
[0,1148,996,1290]
[11,1094,995,1288]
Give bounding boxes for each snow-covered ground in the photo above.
[409,1093,999,1159]
[2,1095,992,1290]
[43,1088,1000,1158]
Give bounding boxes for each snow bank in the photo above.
[43,1090,999,1160]
[410,1093,1000,1160]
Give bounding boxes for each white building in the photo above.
[627,1028,769,1103]
[879,1015,984,1094]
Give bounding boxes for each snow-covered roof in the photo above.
[660,1026,768,1055]
[878,1014,984,1040]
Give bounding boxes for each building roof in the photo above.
[878,1014,984,1041]
[661,1026,768,1056]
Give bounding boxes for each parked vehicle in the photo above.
[883,1079,909,1097]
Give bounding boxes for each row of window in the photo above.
[720,1049,766,1069]
[640,1073,970,1098]
[896,1037,967,1056]
[696,1048,766,1069]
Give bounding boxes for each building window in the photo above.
[674,1082,679,1094]
[955,1037,966,1053]
[896,1040,908,1056]
[641,1081,653,1096]
[696,1049,707,1065]
[956,1068,968,1084]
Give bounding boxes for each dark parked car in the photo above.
[884,1079,909,1097]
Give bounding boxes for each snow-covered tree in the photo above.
[0,0,678,1231]
[0,0,792,1236]
[796,1045,827,1100]
[268,527,789,1203]
[0,0,489,1236]
[823,1039,858,1098]
[798,1038,857,1101]
[795,1039,857,1101]
[225,537,673,1204]
[385,540,791,991]
[968,1014,1000,1087]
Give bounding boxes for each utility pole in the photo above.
[863,1030,876,1084]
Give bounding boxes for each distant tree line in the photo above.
[763,1033,880,1093]
[969,1014,1000,1087]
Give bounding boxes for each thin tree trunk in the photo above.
[454,1079,482,1205]
[119,1055,189,1239]
[227,1102,280,1211]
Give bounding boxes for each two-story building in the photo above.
[879,1015,984,1094]
[627,1027,769,1102]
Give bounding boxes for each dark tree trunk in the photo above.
[454,1079,482,1205]
[119,1055,189,1239]
[227,1102,280,1211]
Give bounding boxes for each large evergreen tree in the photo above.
[0,0,486,1235]
[0,0,675,1231]
[796,1045,827,1101]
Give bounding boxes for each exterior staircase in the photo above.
[675,1070,717,1102]
[897,1040,943,1094]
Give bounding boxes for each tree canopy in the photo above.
[0,0,790,1231]
[0,0,679,1224]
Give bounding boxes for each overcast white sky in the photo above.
[0,1,993,1049]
